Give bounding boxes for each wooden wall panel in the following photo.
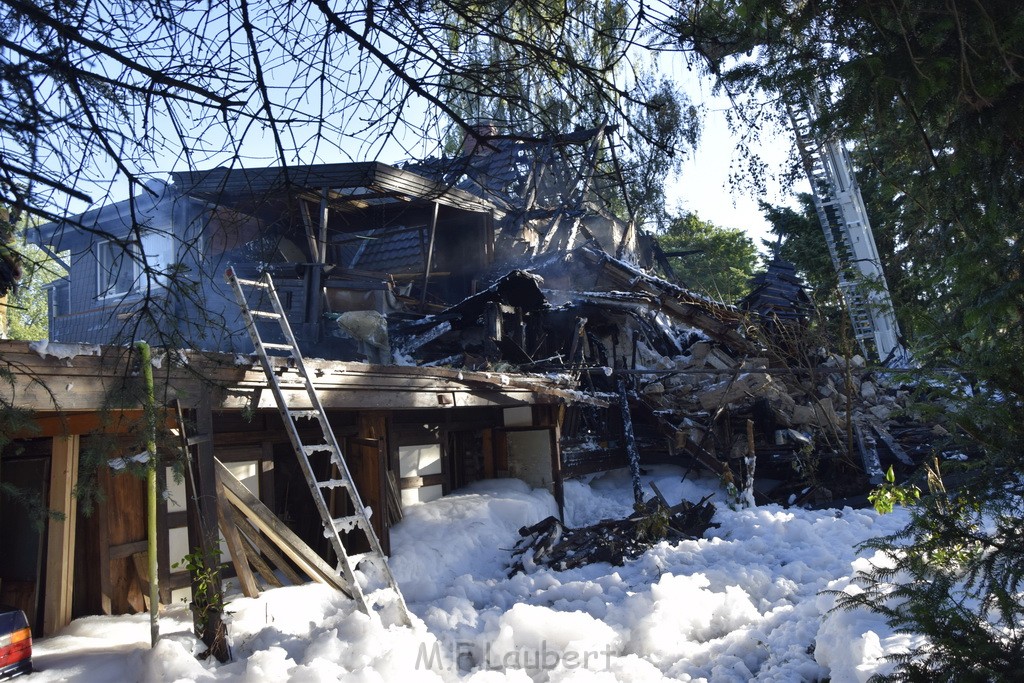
[97,461,147,614]
[355,412,389,554]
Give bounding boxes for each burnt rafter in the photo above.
[569,245,754,353]
[171,161,496,215]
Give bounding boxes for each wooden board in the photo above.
[44,435,79,635]
[214,458,350,595]
[236,516,304,586]
[214,469,260,599]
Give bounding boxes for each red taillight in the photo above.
[0,627,32,664]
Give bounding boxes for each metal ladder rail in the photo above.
[787,99,896,357]
[224,267,412,626]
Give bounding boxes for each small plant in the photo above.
[868,465,920,514]
[635,503,671,541]
[172,549,228,636]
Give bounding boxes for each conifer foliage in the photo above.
[668,1,1024,677]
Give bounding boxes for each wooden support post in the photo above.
[549,405,565,521]
[534,405,566,521]
[618,379,644,506]
[156,464,172,606]
[97,466,112,616]
[182,397,229,645]
[493,428,509,477]
[302,189,329,327]
[43,435,79,635]
[742,419,757,508]
[484,301,502,360]
[420,201,439,307]
[481,428,495,479]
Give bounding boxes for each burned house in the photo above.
[4,125,944,637]
[3,127,642,633]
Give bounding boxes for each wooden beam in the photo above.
[235,516,305,586]
[109,540,149,560]
[239,534,283,589]
[15,411,146,439]
[43,435,79,635]
[214,458,350,595]
[213,470,260,599]
[0,340,597,414]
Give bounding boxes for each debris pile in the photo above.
[510,489,717,574]
[298,129,955,505]
[382,236,959,505]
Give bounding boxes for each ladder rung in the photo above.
[251,310,283,319]
[262,342,293,351]
[330,515,365,533]
[346,552,374,568]
[234,276,269,289]
[317,478,351,490]
[291,410,320,420]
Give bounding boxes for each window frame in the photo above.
[95,230,175,299]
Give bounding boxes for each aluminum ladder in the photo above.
[224,267,413,626]
[787,97,908,365]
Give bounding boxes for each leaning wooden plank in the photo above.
[213,467,260,599]
[385,470,404,524]
[235,516,305,587]
[239,533,283,589]
[214,459,350,595]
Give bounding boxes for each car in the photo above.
[0,605,31,679]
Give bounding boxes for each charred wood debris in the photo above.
[390,244,956,509]
[356,129,960,567]
[511,488,718,574]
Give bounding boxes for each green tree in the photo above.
[670,0,1024,392]
[668,2,1024,677]
[6,242,62,340]
[435,1,700,229]
[658,212,759,302]
[623,77,701,230]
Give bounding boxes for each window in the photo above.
[97,240,136,297]
[96,231,174,298]
[48,278,70,317]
